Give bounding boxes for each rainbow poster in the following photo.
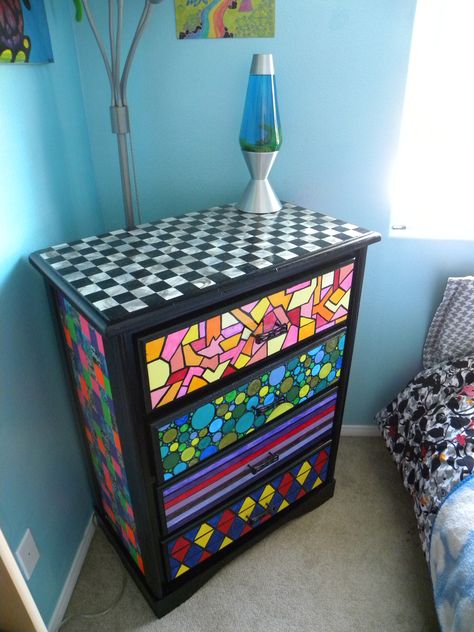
[174,0,275,40]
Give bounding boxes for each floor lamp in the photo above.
[79,0,163,229]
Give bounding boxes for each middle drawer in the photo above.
[159,390,338,534]
[152,327,346,482]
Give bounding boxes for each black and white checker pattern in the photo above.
[37,203,371,322]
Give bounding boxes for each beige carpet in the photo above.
[61,438,440,632]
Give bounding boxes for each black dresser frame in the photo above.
[32,227,379,617]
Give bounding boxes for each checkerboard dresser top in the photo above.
[35,203,373,323]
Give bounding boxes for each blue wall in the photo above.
[75,0,474,424]
[0,2,102,625]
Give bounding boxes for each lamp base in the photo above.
[237,151,282,214]
[238,179,282,214]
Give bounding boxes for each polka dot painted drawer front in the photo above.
[160,391,337,534]
[153,329,346,481]
[164,444,331,580]
[142,262,354,411]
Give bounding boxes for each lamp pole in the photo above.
[80,0,163,229]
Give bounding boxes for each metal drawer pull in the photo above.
[252,396,285,415]
[247,452,279,475]
[253,322,288,344]
[247,503,277,526]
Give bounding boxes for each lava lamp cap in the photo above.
[250,53,275,76]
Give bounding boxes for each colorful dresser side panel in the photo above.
[57,293,144,574]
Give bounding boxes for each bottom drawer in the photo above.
[164,442,331,580]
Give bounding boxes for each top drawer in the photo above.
[141,261,354,411]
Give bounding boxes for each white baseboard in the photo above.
[48,514,95,632]
[341,424,380,437]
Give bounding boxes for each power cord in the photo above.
[128,126,142,225]
[58,515,127,630]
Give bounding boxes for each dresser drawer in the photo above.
[164,443,331,580]
[159,391,336,534]
[142,262,354,411]
[153,328,345,481]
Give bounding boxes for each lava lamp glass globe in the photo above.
[238,54,283,214]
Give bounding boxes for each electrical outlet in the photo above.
[15,529,40,581]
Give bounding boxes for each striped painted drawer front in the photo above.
[165,445,331,579]
[161,392,337,533]
[143,263,353,410]
[155,330,345,480]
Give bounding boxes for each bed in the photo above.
[375,276,474,632]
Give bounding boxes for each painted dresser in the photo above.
[30,202,380,616]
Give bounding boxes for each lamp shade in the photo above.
[239,54,282,153]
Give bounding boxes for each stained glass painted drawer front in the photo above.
[142,262,354,411]
[164,444,331,580]
[160,391,337,534]
[153,329,346,481]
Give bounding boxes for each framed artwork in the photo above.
[174,0,275,40]
[0,0,53,64]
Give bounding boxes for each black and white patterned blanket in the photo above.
[375,358,474,560]
[423,276,474,369]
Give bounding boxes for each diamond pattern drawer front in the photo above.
[154,330,346,481]
[143,263,353,410]
[165,445,331,580]
[161,391,337,533]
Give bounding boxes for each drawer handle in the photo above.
[247,451,280,475]
[252,395,286,415]
[247,503,277,526]
[253,323,288,344]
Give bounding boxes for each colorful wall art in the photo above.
[57,293,144,574]
[144,263,353,410]
[0,0,53,63]
[174,0,275,40]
